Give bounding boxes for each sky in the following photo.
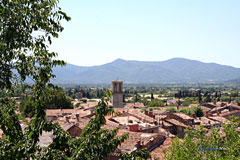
[49,0,240,68]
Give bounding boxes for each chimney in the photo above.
[128,124,139,132]
[167,111,172,119]
[66,116,70,123]
[149,111,153,118]
[145,110,149,115]
[205,111,209,118]
[76,114,79,122]
[136,140,141,147]
[191,114,196,119]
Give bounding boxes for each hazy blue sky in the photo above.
[50,0,240,68]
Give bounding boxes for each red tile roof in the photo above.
[220,110,240,117]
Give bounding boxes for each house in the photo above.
[167,99,177,106]
[80,101,98,110]
[219,110,240,120]
[127,123,159,133]
[226,104,240,111]
[60,123,82,138]
[196,117,220,129]
[102,119,120,130]
[76,118,90,130]
[125,103,145,109]
[166,112,194,126]
[150,138,173,160]
[105,132,166,160]
[210,106,229,114]
[164,119,187,138]
[127,109,155,124]
[208,116,229,125]
[202,103,217,109]
[38,123,83,147]
[110,116,141,125]
[45,108,94,122]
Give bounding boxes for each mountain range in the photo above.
[52,58,240,84]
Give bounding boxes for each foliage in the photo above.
[164,117,240,160]
[0,1,150,159]
[139,97,148,106]
[47,87,73,109]
[119,148,151,160]
[147,99,164,107]
[88,99,97,102]
[179,107,192,116]
[66,88,106,99]
[80,99,87,103]
[19,95,36,117]
[182,97,199,106]
[0,0,70,159]
[166,106,203,117]
[166,107,177,112]
[19,87,73,117]
[192,106,204,117]
[114,110,122,117]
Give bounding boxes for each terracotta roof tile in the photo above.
[173,113,193,120]
[220,110,240,117]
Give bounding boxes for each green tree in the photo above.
[151,93,154,100]
[0,0,70,159]
[147,99,164,107]
[179,106,203,117]
[133,91,140,102]
[19,96,35,117]
[193,106,204,117]
[166,107,177,113]
[47,87,73,109]
[0,1,149,159]
[19,87,73,117]
[165,117,240,160]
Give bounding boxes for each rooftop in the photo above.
[173,112,194,120]
[209,116,229,124]
[128,109,155,123]
[117,132,164,153]
[220,110,240,117]
[165,119,187,128]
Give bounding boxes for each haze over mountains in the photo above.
[52,58,240,84]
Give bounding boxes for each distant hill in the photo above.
[227,78,240,85]
[51,58,240,84]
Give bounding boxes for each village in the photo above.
[2,80,239,159]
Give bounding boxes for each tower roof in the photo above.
[112,80,123,83]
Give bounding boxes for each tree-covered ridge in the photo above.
[51,58,240,84]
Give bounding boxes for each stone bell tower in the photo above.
[112,80,123,108]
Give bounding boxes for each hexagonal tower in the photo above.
[112,80,123,108]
